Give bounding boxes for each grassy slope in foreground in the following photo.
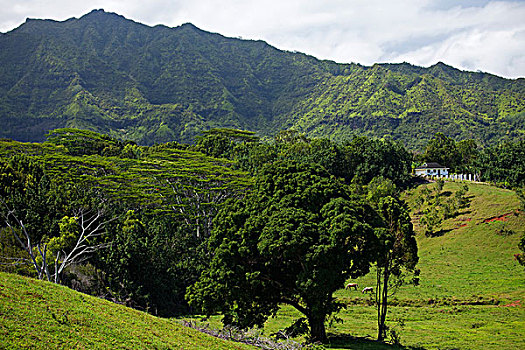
[0,272,253,350]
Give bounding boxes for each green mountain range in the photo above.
[1,9,524,148]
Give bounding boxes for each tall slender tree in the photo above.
[366,177,419,341]
[374,196,419,341]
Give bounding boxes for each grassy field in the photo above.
[0,272,255,349]
[186,182,525,349]
[312,182,524,349]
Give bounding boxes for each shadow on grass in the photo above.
[426,228,453,237]
[326,334,426,350]
[458,209,472,216]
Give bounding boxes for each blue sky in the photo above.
[1,0,524,78]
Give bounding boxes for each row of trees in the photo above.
[194,128,413,187]
[197,129,525,189]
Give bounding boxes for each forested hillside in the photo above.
[1,9,524,148]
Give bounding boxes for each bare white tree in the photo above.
[1,199,114,284]
[51,208,115,283]
[2,205,47,280]
[162,178,233,239]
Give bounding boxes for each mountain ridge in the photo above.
[1,9,523,148]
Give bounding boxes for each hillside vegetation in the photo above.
[0,272,255,349]
[0,129,254,317]
[1,9,524,148]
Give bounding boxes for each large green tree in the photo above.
[422,133,461,171]
[186,160,379,343]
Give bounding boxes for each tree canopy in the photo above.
[187,160,380,342]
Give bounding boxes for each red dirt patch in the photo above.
[483,212,514,223]
[500,300,521,308]
[455,218,472,229]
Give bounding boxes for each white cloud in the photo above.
[393,28,525,77]
[0,0,524,78]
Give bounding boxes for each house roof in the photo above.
[415,162,448,169]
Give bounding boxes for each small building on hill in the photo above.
[414,162,449,177]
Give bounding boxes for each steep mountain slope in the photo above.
[1,9,524,148]
[286,63,525,149]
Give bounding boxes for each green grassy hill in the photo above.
[324,182,524,349]
[0,272,254,349]
[404,182,523,301]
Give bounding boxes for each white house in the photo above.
[414,162,449,177]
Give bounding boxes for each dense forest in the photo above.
[1,128,523,343]
[1,9,524,149]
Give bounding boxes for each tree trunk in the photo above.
[379,272,389,341]
[376,267,384,342]
[377,265,389,342]
[308,314,327,343]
